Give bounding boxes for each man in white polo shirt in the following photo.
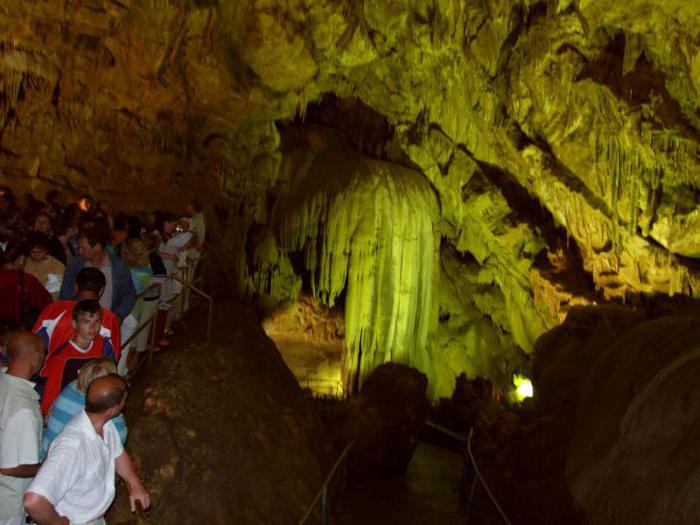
[24,375,149,525]
[0,333,45,525]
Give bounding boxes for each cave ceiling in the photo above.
[3,0,700,393]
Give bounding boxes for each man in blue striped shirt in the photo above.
[41,358,127,460]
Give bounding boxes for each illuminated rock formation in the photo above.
[3,0,700,395]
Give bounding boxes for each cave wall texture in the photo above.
[3,0,700,396]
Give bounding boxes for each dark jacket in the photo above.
[0,269,53,327]
[58,253,135,322]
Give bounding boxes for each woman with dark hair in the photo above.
[24,232,66,296]
[33,211,67,265]
[53,216,76,265]
[0,240,53,328]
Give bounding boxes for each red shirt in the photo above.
[0,269,53,324]
[33,300,121,414]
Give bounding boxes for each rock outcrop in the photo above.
[3,0,700,394]
[329,363,428,479]
[533,303,700,523]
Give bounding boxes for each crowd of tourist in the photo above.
[0,185,206,524]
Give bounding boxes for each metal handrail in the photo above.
[122,313,156,349]
[466,427,511,524]
[134,282,161,301]
[123,255,209,378]
[171,272,213,347]
[121,283,162,350]
[298,438,356,525]
[424,420,468,443]
[421,421,512,523]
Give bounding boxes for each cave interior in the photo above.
[3,0,700,523]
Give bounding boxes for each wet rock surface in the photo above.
[106,301,330,525]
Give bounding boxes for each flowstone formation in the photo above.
[3,0,700,396]
[252,127,440,390]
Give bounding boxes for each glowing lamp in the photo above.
[513,374,533,401]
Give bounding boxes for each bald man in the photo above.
[0,333,45,525]
[24,375,149,525]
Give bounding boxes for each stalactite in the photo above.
[273,153,440,388]
[623,33,644,75]
[0,70,24,127]
[642,129,700,185]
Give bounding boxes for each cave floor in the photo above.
[336,442,463,525]
[107,298,329,523]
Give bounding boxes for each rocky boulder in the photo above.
[330,363,428,479]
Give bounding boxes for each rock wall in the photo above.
[533,303,700,523]
[3,0,700,394]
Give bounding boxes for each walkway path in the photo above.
[337,441,463,525]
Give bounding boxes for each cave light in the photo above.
[513,374,533,401]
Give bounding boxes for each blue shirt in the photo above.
[41,380,127,460]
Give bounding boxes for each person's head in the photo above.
[45,189,62,207]
[27,232,50,262]
[18,192,38,212]
[77,357,117,393]
[75,267,106,300]
[0,319,20,363]
[126,215,143,239]
[33,211,52,234]
[64,203,81,226]
[72,299,102,344]
[123,238,150,268]
[1,240,27,270]
[85,374,128,417]
[77,227,108,263]
[6,332,44,378]
[53,217,75,243]
[113,213,128,232]
[185,199,201,218]
[156,212,177,238]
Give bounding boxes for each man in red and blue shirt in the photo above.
[33,268,120,414]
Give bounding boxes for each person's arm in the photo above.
[49,238,66,266]
[28,275,53,311]
[157,249,178,261]
[112,260,136,322]
[24,437,78,525]
[58,261,79,300]
[23,492,69,525]
[0,463,40,477]
[0,408,42,478]
[115,451,150,512]
[110,313,122,358]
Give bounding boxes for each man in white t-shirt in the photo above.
[24,375,149,525]
[0,333,45,525]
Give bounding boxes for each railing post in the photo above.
[320,486,328,525]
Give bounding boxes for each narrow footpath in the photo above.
[337,441,463,525]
